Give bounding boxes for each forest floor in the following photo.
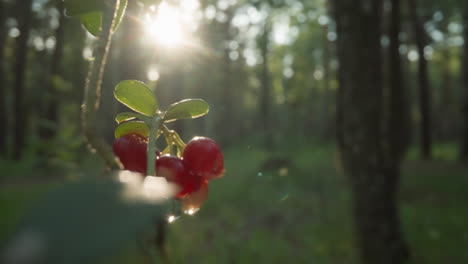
[1,143,467,264]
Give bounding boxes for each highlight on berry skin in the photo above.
[113,132,224,216]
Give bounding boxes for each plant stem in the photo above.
[82,0,121,170]
[147,116,162,176]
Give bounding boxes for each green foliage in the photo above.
[112,81,209,145]
[115,121,149,138]
[114,80,158,117]
[64,0,103,16]
[79,12,102,36]
[115,112,146,124]
[3,144,468,263]
[4,176,163,264]
[64,0,127,36]
[163,99,210,123]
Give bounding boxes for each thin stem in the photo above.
[82,0,121,170]
[162,125,186,148]
[147,116,162,176]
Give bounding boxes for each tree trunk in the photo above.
[332,0,409,263]
[220,13,234,146]
[460,2,468,161]
[40,1,66,139]
[259,21,272,149]
[12,0,33,160]
[0,0,8,156]
[388,0,411,161]
[408,0,432,160]
[322,24,332,139]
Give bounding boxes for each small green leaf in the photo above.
[115,121,149,138]
[163,99,209,123]
[114,80,158,116]
[64,0,103,16]
[68,0,127,36]
[115,112,139,124]
[80,12,102,36]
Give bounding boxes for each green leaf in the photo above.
[5,176,163,264]
[114,80,158,116]
[115,121,149,138]
[115,112,139,124]
[68,0,127,36]
[163,99,209,123]
[80,12,102,36]
[64,0,103,16]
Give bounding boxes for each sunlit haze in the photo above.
[143,0,203,49]
[144,3,187,47]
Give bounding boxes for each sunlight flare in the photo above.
[145,3,187,48]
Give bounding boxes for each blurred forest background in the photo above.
[1,0,468,263]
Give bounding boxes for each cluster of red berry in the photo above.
[112,134,224,202]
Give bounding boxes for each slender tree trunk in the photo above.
[389,0,411,160]
[259,21,272,149]
[221,46,233,145]
[322,24,332,139]
[0,0,8,156]
[332,0,409,263]
[220,13,234,146]
[12,0,33,160]
[117,0,143,82]
[40,1,66,139]
[408,0,432,159]
[440,47,454,140]
[460,2,468,161]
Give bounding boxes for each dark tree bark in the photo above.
[332,0,409,263]
[40,1,66,139]
[408,0,432,160]
[0,0,8,156]
[388,0,411,161]
[12,0,33,160]
[259,21,273,149]
[460,2,468,161]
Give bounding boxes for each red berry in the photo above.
[182,180,208,213]
[183,137,224,181]
[113,133,148,174]
[156,155,201,198]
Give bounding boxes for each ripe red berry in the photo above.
[182,180,208,214]
[156,155,201,198]
[183,137,224,181]
[113,133,148,174]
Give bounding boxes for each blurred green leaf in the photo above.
[114,80,158,116]
[5,176,163,264]
[68,0,127,36]
[64,0,103,16]
[115,121,149,138]
[115,112,141,124]
[79,12,102,36]
[163,99,209,123]
[51,75,72,92]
